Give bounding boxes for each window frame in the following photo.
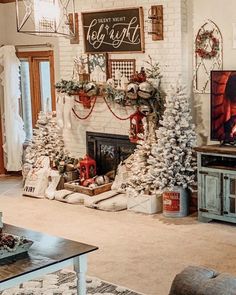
[17,50,56,127]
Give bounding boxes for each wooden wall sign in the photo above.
[149,5,163,41]
[82,7,144,53]
[69,13,79,44]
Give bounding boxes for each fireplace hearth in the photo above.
[86,132,136,176]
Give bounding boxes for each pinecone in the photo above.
[0,234,15,248]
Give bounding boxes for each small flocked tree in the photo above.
[127,115,157,197]
[146,84,197,192]
[24,112,72,170]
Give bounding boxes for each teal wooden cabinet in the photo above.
[199,170,221,216]
[223,174,236,217]
[195,145,236,223]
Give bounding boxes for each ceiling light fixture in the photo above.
[15,0,76,38]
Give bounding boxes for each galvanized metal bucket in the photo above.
[163,186,189,217]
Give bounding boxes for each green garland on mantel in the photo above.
[55,56,165,120]
[55,79,83,96]
[55,79,165,120]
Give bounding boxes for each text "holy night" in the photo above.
[86,17,141,49]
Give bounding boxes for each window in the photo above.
[17,51,56,141]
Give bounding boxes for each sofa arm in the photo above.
[169,265,218,295]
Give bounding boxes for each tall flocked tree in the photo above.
[146,84,197,192]
[127,56,165,198]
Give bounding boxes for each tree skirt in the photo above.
[0,269,142,295]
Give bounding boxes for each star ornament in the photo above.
[105,24,110,33]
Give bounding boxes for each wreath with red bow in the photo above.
[195,30,219,59]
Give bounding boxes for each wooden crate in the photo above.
[64,180,112,196]
[56,170,79,190]
[128,194,163,214]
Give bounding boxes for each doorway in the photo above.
[17,50,56,141]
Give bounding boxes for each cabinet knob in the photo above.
[223,211,228,214]
[224,176,229,180]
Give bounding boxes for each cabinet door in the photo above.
[199,171,221,215]
[223,174,236,217]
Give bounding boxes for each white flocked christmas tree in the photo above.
[23,112,75,199]
[127,115,158,197]
[146,84,197,192]
[24,112,70,169]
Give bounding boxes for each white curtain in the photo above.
[0,45,25,171]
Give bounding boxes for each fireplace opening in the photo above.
[86,132,136,176]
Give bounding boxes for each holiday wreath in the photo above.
[195,30,219,59]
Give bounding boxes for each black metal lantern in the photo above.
[15,0,76,38]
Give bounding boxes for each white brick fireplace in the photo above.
[57,0,190,157]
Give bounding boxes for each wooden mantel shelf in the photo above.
[195,144,236,156]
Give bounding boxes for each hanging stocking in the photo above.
[56,93,64,129]
[63,94,74,129]
[45,169,61,200]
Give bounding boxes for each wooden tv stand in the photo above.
[195,144,236,223]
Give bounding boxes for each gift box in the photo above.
[128,194,162,214]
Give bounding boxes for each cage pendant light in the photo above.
[15,0,75,38]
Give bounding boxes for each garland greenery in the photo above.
[102,84,165,120]
[55,58,165,122]
[55,79,165,118]
[55,79,83,95]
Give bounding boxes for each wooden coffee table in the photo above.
[0,224,98,294]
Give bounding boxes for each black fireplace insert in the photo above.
[86,132,136,176]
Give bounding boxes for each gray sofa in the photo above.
[169,265,236,295]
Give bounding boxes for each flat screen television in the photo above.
[211,70,236,143]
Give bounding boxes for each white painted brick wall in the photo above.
[57,0,189,157]
[181,0,188,84]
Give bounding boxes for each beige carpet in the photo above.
[1,176,236,295]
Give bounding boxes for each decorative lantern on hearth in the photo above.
[129,109,146,143]
[79,155,96,183]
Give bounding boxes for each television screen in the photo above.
[211,70,236,143]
